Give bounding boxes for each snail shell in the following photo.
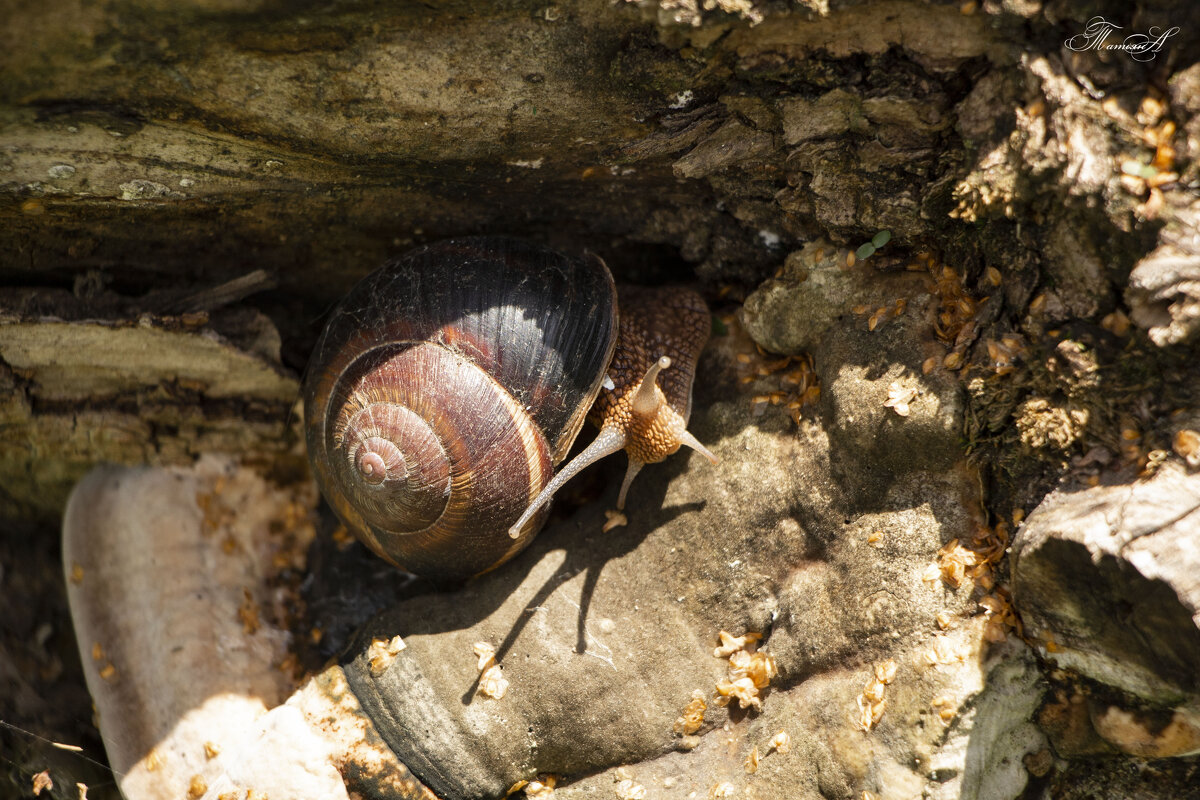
[303,238,618,579]
[304,237,717,580]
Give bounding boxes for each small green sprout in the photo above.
[855,230,892,261]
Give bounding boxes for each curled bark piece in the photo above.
[1126,209,1200,347]
[62,459,433,799]
[1012,461,1200,756]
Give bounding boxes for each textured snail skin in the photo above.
[305,237,715,580]
[505,283,717,536]
[304,238,618,580]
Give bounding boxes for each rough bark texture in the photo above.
[4,0,1200,798]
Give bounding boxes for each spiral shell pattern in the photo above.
[303,238,618,579]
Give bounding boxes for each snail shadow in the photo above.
[309,459,708,703]
[314,449,707,680]
[456,492,707,704]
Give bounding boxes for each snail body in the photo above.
[304,237,715,580]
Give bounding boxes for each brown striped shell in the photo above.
[303,238,618,580]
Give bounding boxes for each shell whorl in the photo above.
[303,237,618,580]
[329,347,453,532]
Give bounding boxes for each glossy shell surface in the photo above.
[303,237,618,579]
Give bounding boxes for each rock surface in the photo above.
[57,288,1051,799]
[303,284,1039,799]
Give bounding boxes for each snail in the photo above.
[303,237,717,580]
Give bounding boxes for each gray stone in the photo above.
[740,239,930,355]
[318,274,1029,798]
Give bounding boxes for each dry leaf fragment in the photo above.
[855,692,887,731]
[750,652,777,687]
[615,779,646,799]
[674,689,707,734]
[479,664,509,699]
[473,641,497,671]
[854,662,894,732]
[933,538,980,588]
[714,630,774,710]
[714,630,761,658]
[473,641,508,698]
[716,676,764,710]
[978,595,1004,615]
[187,774,208,799]
[884,382,918,416]
[1173,429,1200,468]
[932,694,958,722]
[32,771,53,796]
[525,775,557,797]
[744,746,760,774]
[368,635,407,676]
